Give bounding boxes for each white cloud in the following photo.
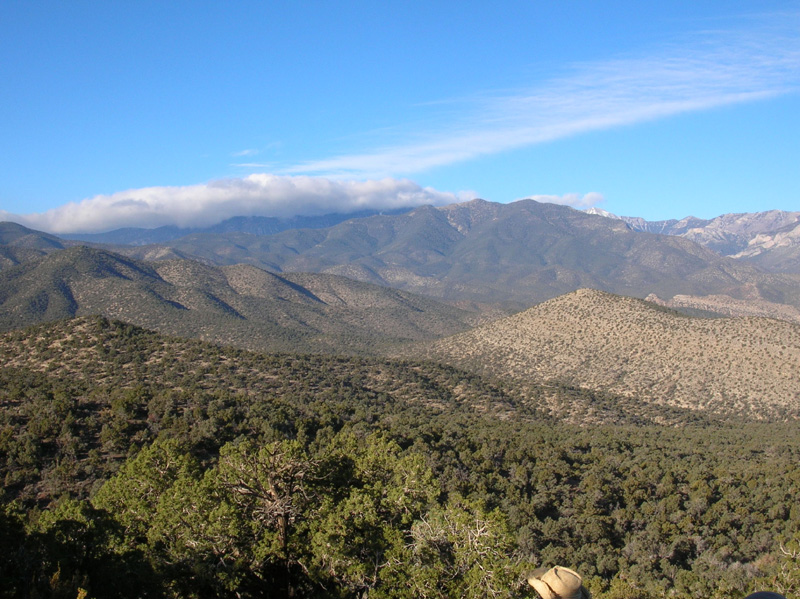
[522,192,605,209]
[232,149,259,157]
[282,14,800,179]
[2,175,465,234]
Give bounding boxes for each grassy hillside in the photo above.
[419,288,800,420]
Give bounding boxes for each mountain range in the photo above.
[74,199,800,312]
[54,201,800,277]
[3,198,800,421]
[7,199,800,320]
[59,209,413,246]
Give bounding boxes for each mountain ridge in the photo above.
[0,221,74,269]
[6,198,800,322]
[58,208,415,246]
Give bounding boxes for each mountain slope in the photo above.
[419,289,800,420]
[733,219,800,273]
[0,222,71,269]
[117,199,800,310]
[0,246,481,354]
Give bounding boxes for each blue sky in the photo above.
[1,1,799,233]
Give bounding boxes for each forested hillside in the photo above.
[2,318,799,598]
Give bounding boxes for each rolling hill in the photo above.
[418,288,800,420]
[0,245,482,354]
[0,314,718,504]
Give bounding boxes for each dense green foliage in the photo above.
[2,317,799,598]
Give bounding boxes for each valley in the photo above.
[2,199,800,598]
[5,7,799,598]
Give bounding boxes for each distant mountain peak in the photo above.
[585,207,621,219]
[580,207,800,269]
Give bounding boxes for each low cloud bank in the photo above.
[1,175,473,234]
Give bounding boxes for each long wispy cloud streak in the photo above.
[1,176,470,234]
[285,14,800,178]
[3,13,797,234]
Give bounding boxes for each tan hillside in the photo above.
[420,288,800,420]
